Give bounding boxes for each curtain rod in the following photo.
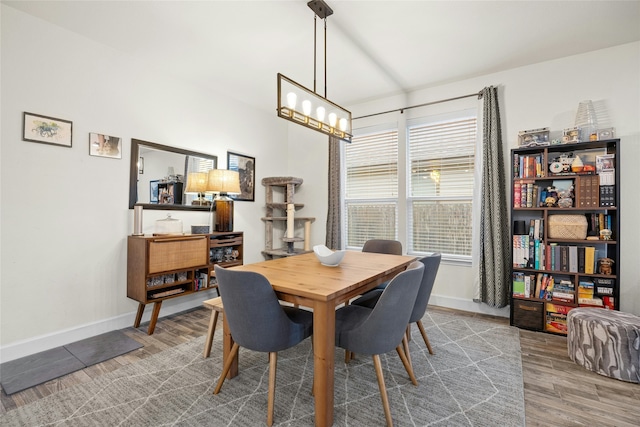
[353,90,483,120]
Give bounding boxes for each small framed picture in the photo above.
[89,133,122,159]
[227,151,255,201]
[22,112,72,147]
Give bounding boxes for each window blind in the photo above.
[408,116,477,257]
[344,129,398,247]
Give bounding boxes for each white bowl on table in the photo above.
[313,245,346,267]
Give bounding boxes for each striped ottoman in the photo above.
[567,308,640,383]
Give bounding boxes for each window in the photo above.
[407,111,477,259]
[344,128,398,248]
[343,108,477,259]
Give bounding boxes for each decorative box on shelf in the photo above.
[518,127,550,147]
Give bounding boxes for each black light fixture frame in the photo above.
[276,0,352,142]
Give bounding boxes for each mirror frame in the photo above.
[129,138,218,211]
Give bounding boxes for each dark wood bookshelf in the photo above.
[510,139,620,335]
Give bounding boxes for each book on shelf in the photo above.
[579,296,604,307]
[578,175,600,208]
[602,296,615,310]
[534,273,543,298]
[591,173,600,206]
[552,291,575,303]
[515,154,545,178]
[513,181,538,208]
[512,272,525,296]
[513,272,538,298]
[568,246,578,273]
[545,303,573,334]
[559,246,569,272]
[577,246,586,273]
[578,280,594,299]
[594,277,615,296]
[599,184,615,207]
[584,247,596,274]
[540,275,554,300]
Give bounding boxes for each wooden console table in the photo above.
[127,231,243,334]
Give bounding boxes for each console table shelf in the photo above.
[127,231,243,334]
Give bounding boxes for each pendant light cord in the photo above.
[324,17,327,98]
[312,14,329,98]
[313,15,317,93]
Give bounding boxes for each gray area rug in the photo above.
[0,330,142,395]
[0,312,525,426]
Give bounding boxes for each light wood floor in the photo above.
[2,306,639,426]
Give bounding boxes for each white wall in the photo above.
[0,5,289,362]
[346,41,640,317]
[2,4,638,363]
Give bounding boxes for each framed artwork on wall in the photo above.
[89,132,122,159]
[22,112,73,147]
[227,151,255,201]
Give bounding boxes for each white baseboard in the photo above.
[429,294,510,318]
[1,291,507,364]
[0,291,217,364]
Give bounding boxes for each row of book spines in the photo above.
[587,213,613,233]
[512,235,543,269]
[513,154,545,178]
[513,273,574,300]
[513,181,537,208]
[513,273,615,300]
[194,271,216,291]
[513,243,602,274]
[514,180,616,209]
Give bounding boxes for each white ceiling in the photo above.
[4,1,640,113]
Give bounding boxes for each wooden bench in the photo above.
[203,297,225,358]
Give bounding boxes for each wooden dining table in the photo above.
[224,250,416,427]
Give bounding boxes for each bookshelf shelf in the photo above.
[510,139,620,335]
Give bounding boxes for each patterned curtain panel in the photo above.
[326,135,342,249]
[476,86,510,307]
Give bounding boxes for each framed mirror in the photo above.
[129,139,218,210]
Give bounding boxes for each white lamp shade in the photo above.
[185,172,208,193]
[206,169,241,194]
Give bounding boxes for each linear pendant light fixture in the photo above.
[277,0,352,142]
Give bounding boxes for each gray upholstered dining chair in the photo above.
[362,239,402,256]
[353,253,442,359]
[334,261,424,427]
[212,265,313,427]
[343,238,404,362]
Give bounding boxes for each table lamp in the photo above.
[206,169,241,232]
[185,172,210,206]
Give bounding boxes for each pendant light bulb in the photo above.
[302,100,312,116]
[339,118,347,131]
[286,92,297,109]
[328,112,337,127]
[316,106,326,123]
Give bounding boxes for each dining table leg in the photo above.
[313,301,335,427]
